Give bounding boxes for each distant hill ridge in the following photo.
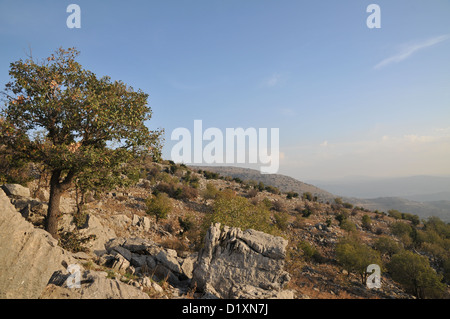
[190,165,335,201]
[190,166,450,222]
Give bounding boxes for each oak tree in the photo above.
[1,48,163,238]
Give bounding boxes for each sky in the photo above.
[1,0,450,181]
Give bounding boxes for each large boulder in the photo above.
[191,223,294,299]
[0,189,74,298]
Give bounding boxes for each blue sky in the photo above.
[1,0,450,180]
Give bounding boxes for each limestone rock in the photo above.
[42,269,149,299]
[78,214,116,256]
[0,189,75,298]
[191,223,293,299]
[1,184,31,198]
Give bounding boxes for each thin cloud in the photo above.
[374,34,450,69]
[263,74,281,87]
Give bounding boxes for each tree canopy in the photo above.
[1,47,163,238]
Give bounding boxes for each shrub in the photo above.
[336,235,382,284]
[274,211,290,231]
[286,191,299,199]
[203,182,219,200]
[374,236,402,257]
[205,193,274,235]
[174,184,198,201]
[272,199,286,212]
[265,185,280,195]
[302,206,312,218]
[178,215,195,233]
[340,219,357,233]
[246,188,258,198]
[388,209,402,220]
[387,251,445,299]
[145,192,172,221]
[298,241,317,262]
[390,221,413,238]
[302,192,313,201]
[362,214,372,231]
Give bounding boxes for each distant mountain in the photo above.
[343,197,450,222]
[308,175,450,201]
[190,165,335,201]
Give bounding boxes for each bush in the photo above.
[145,192,172,221]
[246,188,258,198]
[272,199,286,212]
[174,184,198,201]
[336,236,382,284]
[274,211,289,231]
[340,219,357,233]
[390,221,413,238]
[388,209,402,220]
[205,193,274,235]
[286,191,299,199]
[362,214,372,231]
[387,251,445,299]
[374,236,402,257]
[178,215,194,233]
[203,182,219,200]
[302,192,313,201]
[298,241,319,262]
[265,185,280,195]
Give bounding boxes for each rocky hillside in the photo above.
[1,161,449,299]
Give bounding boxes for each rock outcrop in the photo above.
[191,223,294,299]
[0,189,73,298]
[41,269,150,299]
[0,188,151,299]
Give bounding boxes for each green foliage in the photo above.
[261,197,273,210]
[202,170,220,180]
[387,251,445,299]
[203,182,219,200]
[302,192,313,201]
[361,214,372,231]
[340,219,357,233]
[178,215,194,233]
[297,241,324,263]
[59,231,96,253]
[335,235,382,284]
[0,47,163,236]
[342,202,354,209]
[388,209,402,220]
[273,211,289,231]
[373,236,402,257]
[285,191,299,199]
[390,221,413,238]
[264,185,280,195]
[335,210,349,225]
[145,192,172,221]
[301,206,313,218]
[205,191,275,235]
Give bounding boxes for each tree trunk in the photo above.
[45,169,75,239]
[46,178,62,239]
